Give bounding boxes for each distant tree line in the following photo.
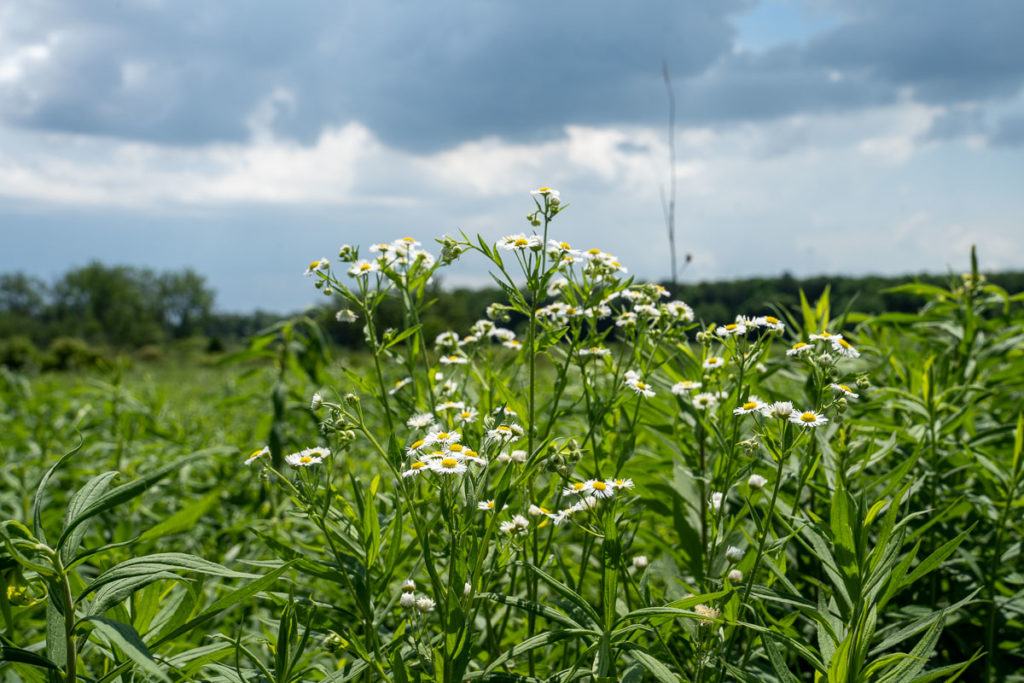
[2,262,1022,368]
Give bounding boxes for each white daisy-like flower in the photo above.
[562,481,590,497]
[402,461,429,478]
[747,474,767,490]
[389,377,412,395]
[579,346,611,358]
[571,496,600,513]
[761,401,794,419]
[615,312,638,327]
[304,258,330,276]
[547,276,570,296]
[429,456,468,475]
[510,449,528,463]
[692,392,719,410]
[285,447,330,467]
[348,260,379,277]
[487,424,524,443]
[703,356,725,369]
[610,478,635,491]
[725,546,744,562]
[435,331,460,348]
[498,233,542,251]
[455,407,478,423]
[755,315,785,331]
[632,555,649,569]
[530,186,560,200]
[786,342,812,356]
[435,401,465,412]
[587,480,616,499]
[500,514,531,536]
[809,330,842,342]
[336,309,357,323]
[478,499,496,511]
[635,304,661,319]
[733,395,765,415]
[624,370,656,398]
[406,413,435,429]
[831,383,860,399]
[470,319,496,336]
[549,508,575,525]
[671,380,702,395]
[415,596,436,613]
[663,300,695,321]
[400,592,417,608]
[790,410,828,428]
[244,446,270,466]
[715,321,747,337]
[832,337,861,358]
[423,429,461,448]
[439,354,468,365]
[491,328,516,342]
[503,339,522,350]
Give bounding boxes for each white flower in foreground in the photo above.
[285,447,330,467]
[347,260,379,277]
[579,346,611,358]
[487,424,524,443]
[747,474,767,490]
[710,491,724,511]
[715,321,746,337]
[415,596,435,613]
[694,604,720,622]
[429,457,468,475]
[727,569,744,582]
[809,330,841,342]
[439,354,468,365]
[435,331,460,347]
[610,478,635,491]
[478,499,496,511]
[703,356,725,370]
[310,392,323,410]
[435,400,465,412]
[671,380,702,395]
[832,337,861,358]
[562,481,590,497]
[624,370,656,398]
[500,514,531,536]
[423,429,461,448]
[755,315,785,331]
[790,410,828,428]
[761,401,794,419]
[402,461,429,478]
[304,258,330,276]
[831,383,860,399]
[455,407,478,424]
[402,579,416,592]
[632,555,649,570]
[733,395,765,415]
[244,446,270,466]
[786,342,812,356]
[663,300,694,321]
[399,592,416,608]
[725,546,744,562]
[406,413,435,429]
[389,377,412,395]
[692,392,719,410]
[587,480,616,498]
[498,233,542,251]
[530,186,561,200]
[335,309,357,323]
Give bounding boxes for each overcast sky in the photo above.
[2,0,1022,311]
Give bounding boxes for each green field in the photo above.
[3,199,1023,682]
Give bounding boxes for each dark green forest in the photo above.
[3,261,1023,370]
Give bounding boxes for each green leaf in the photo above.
[60,471,119,563]
[57,450,214,552]
[629,649,679,683]
[82,553,257,599]
[85,616,170,682]
[33,440,84,544]
[136,489,221,544]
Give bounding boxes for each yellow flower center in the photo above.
[514,237,529,246]
[411,439,425,449]
[800,412,817,422]
[248,449,264,459]
[359,263,371,272]
[537,186,552,193]
[838,384,851,392]
[559,241,571,249]
[614,479,626,487]
[411,461,426,469]
[572,482,586,491]
[497,425,511,433]
[592,481,607,491]
[401,236,415,242]
[793,342,808,349]
[725,323,738,330]
[635,382,648,390]
[464,449,478,457]
[765,316,779,324]
[838,339,853,349]
[449,444,464,452]
[819,331,833,338]
[441,457,459,468]
[742,401,758,410]
[300,455,313,463]
[587,248,602,255]
[436,432,449,440]
[484,500,494,509]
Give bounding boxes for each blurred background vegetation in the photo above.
[3,261,1024,371]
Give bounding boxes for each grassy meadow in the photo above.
[2,191,1023,682]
